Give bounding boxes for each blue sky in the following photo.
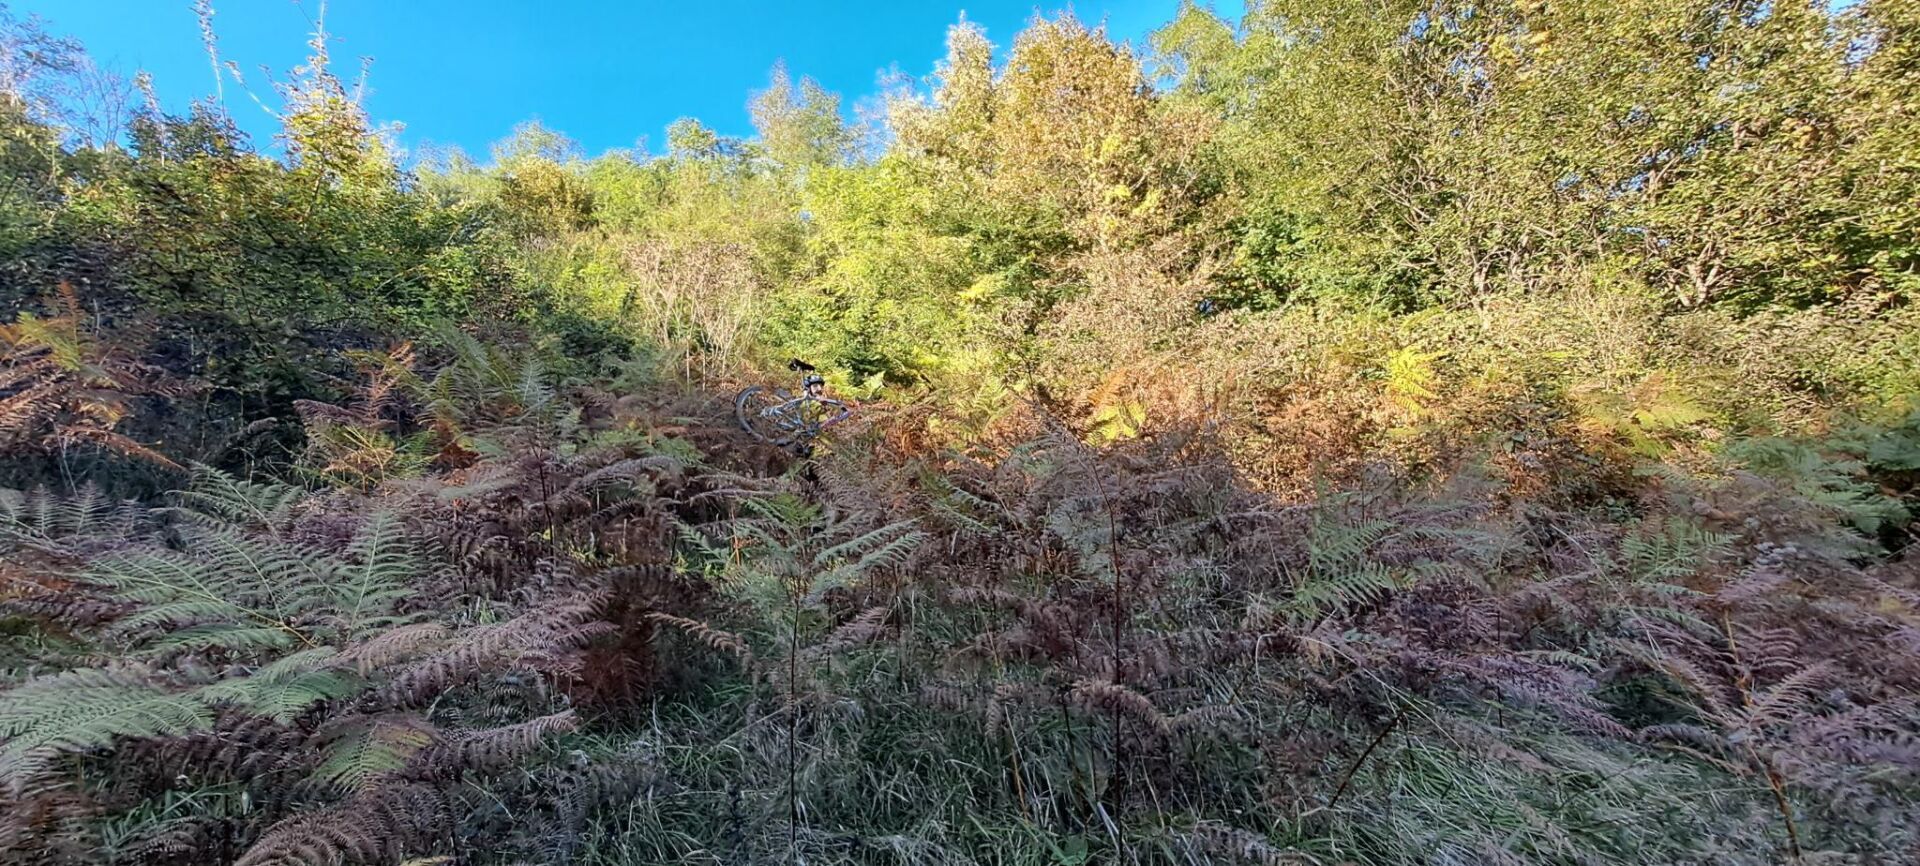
[17,1,1240,162]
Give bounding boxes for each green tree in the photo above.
[750,62,853,171]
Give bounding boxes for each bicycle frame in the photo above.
[760,393,850,437]
[735,376,853,452]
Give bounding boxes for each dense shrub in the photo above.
[1,1,1917,862]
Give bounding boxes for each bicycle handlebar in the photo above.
[815,398,853,428]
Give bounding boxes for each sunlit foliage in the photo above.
[2,1,1917,863]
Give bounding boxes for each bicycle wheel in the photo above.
[734,386,802,447]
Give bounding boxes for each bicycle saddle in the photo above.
[787,358,817,372]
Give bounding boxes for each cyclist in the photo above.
[799,371,854,430]
[735,360,854,456]
[788,360,853,427]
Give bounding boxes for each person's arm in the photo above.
[816,398,853,428]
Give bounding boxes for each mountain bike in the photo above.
[733,359,852,453]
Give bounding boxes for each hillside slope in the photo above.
[1,0,1918,863]
[5,341,1917,864]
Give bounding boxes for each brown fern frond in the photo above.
[292,399,366,428]
[810,606,889,657]
[410,711,577,778]
[569,456,683,493]
[1176,821,1311,865]
[336,623,452,676]
[0,382,60,435]
[382,593,606,705]
[119,710,308,783]
[1167,704,1249,739]
[61,423,178,469]
[983,681,1047,735]
[1749,662,1835,724]
[647,612,752,666]
[235,781,452,866]
[1067,678,1169,734]
[945,585,1033,614]
[917,683,972,713]
[1639,723,1749,775]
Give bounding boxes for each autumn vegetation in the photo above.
[1,0,1917,863]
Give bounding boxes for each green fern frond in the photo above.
[203,650,362,723]
[741,491,822,530]
[0,487,35,535]
[173,465,303,530]
[85,530,321,654]
[313,715,436,790]
[1288,561,1403,622]
[727,520,796,564]
[813,519,921,570]
[302,422,433,488]
[928,496,999,536]
[1304,499,1392,573]
[435,323,513,394]
[139,623,301,656]
[1519,650,1603,672]
[0,668,213,787]
[1619,517,1732,586]
[0,484,137,550]
[515,358,558,414]
[1726,435,1910,534]
[329,511,421,640]
[88,549,299,654]
[673,519,733,572]
[86,511,419,656]
[1637,580,1708,600]
[924,476,1011,536]
[813,524,926,598]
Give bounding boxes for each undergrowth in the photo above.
[4,339,1911,865]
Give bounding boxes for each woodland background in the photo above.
[1,0,1918,863]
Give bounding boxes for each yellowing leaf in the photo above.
[1383,346,1444,418]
